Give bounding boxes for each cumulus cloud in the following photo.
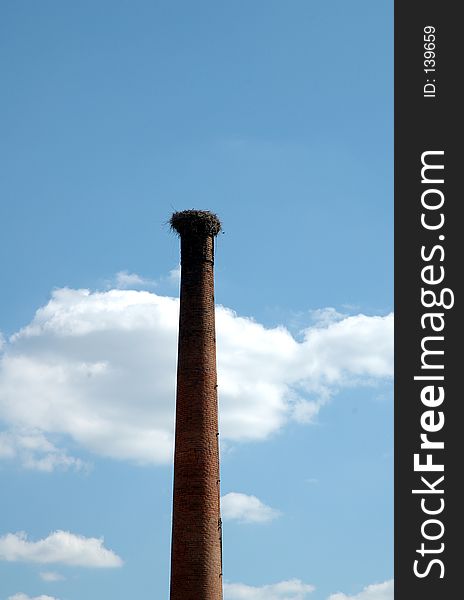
[221,493,280,523]
[39,572,64,582]
[166,265,181,285]
[113,271,156,289]
[8,594,59,600]
[0,287,393,466]
[0,430,84,472]
[327,580,393,600]
[224,579,314,600]
[0,531,123,568]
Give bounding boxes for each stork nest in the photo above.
[169,210,222,237]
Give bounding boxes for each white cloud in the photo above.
[308,307,346,327]
[224,579,314,600]
[0,287,393,466]
[166,265,180,285]
[39,571,64,582]
[221,492,280,523]
[327,580,393,600]
[0,430,84,472]
[8,594,59,600]
[113,271,156,289]
[0,531,123,568]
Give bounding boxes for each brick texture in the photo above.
[170,225,223,600]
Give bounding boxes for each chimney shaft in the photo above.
[169,210,223,600]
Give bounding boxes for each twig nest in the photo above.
[170,210,222,237]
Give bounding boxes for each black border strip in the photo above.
[395,2,461,597]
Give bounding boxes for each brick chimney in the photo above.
[169,210,223,600]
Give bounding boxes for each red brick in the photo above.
[169,211,223,600]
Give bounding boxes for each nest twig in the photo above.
[169,210,222,237]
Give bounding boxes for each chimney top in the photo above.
[170,210,222,238]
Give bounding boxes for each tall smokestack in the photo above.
[169,210,223,600]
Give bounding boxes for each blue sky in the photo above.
[0,2,393,600]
